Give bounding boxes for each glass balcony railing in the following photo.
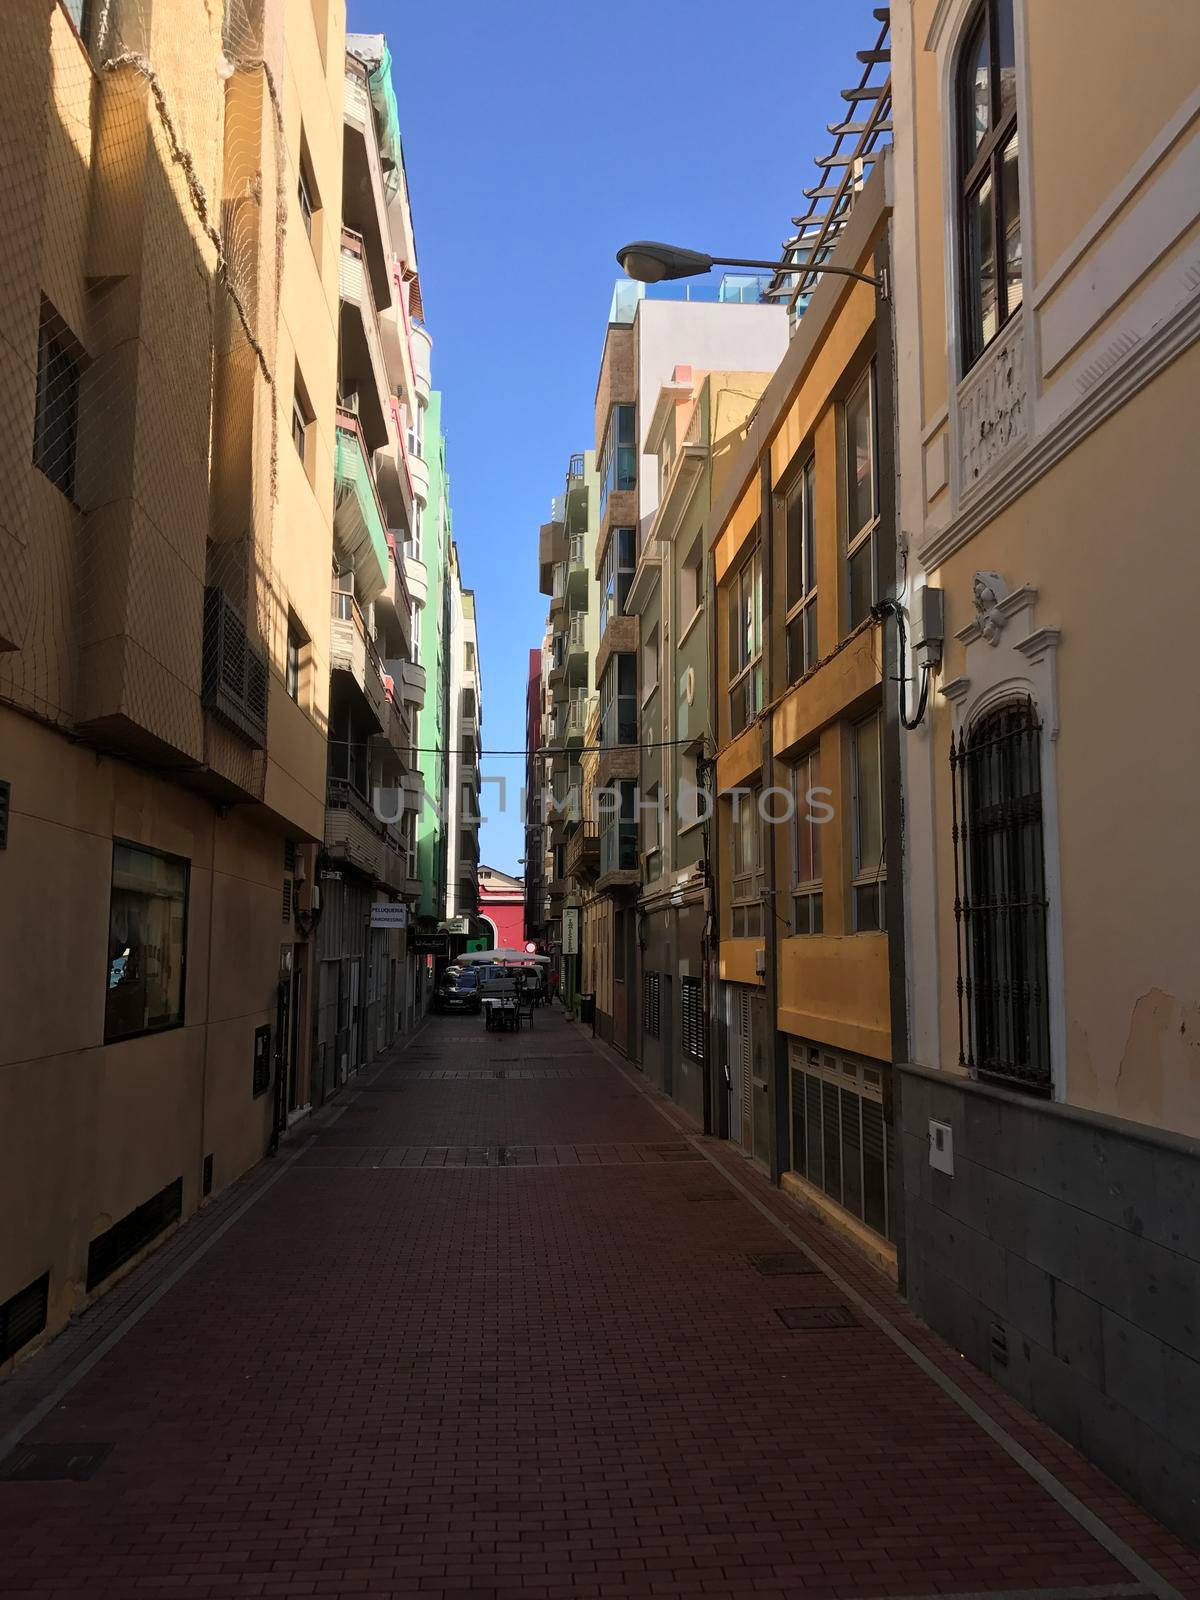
[608,273,772,325]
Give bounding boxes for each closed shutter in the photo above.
[642,972,660,1038]
[681,976,705,1061]
[739,989,752,1134]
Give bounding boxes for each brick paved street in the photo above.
[1,1010,1197,1600]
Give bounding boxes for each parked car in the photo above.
[433,966,481,1014]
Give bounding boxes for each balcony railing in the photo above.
[334,410,390,601]
[331,589,388,722]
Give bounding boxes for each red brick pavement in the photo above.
[0,1008,1196,1600]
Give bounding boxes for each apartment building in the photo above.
[887,0,1200,1536]
[311,33,428,1104]
[590,284,788,1058]
[0,0,345,1359]
[537,452,601,1010]
[522,648,546,946]
[446,557,483,925]
[633,366,777,1127]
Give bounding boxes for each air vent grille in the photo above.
[86,1178,182,1291]
[0,1270,49,1362]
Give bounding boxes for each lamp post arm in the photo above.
[710,255,887,293]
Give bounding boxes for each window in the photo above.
[599,780,638,875]
[464,641,475,672]
[641,625,659,701]
[297,134,319,241]
[680,534,704,625]
[681,976,705,1063]
[105,841,189,1042]
[851,713,885,931]
[727,541,763,737]
[784,458,818,681]
[845,367,878,630]
[600,527,636,635]
[411,600,422,664]
[598,402,636,517]
[958,0,1021,370]
[679,748,702,830]
[33,305,82,500]
[599,654,637,747]
[791,747,823,934]
[642,971,661,1038]
[788,1041,893,1240]
[730,789,764,937]
[642,784,661,880]
[285,618,303,703]
[292,384,310,465]
[951,699,1051,1093]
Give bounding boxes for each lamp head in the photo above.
[616,240,715,284]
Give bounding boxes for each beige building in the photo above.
[888,0,1200,1540]
[0,0,346,1362]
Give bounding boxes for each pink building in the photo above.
[477,866,526,951]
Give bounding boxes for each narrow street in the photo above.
[1,1011,1196,1600]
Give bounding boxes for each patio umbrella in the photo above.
[456,948,549,964]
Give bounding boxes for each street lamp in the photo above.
[615,240,886,296]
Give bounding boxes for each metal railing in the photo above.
[766,8,892,319]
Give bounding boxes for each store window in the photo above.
[105,842,189,1042]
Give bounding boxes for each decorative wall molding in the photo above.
[957,314,1030,501]
[1033,87,1200,310]
[955,580,1038,648]
[917,288,1200,572]
[1039,123,1200,376]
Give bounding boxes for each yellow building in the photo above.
[889,0,1200,1541]
[0,0,345,1362]
[708,168,898,1272]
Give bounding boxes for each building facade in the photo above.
[0,0,345,1359]
[590,288,788,1065]
[888,0,1200,1537]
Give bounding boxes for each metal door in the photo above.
[348,957,362,1076]
[750,991,771,1169]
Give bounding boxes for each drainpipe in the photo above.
[875,228,911,1288]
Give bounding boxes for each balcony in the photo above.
[403,547,429,607]
[381,263,419,415]
[325,778,387,881]
[374,542,413,662]
[395,659,427,710]
[411,324,433,406]
[372,690,412,775]
[565,821,600,881]
[339,230,391,453]
[548,560,568,622]
[461,688,480,733]
[334,412,390,602]
[566,532,590,607]
[538,520,567,595]
[331,590,388,728]
[342,61,395,300]
[408,440,430,508]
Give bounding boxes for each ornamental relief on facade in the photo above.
[957,313,1029,498]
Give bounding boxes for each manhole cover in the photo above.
[0,1442,113,1482]
[749,1252,821,1276]
[686,1191,736,1203]
[775,1305,860,1330]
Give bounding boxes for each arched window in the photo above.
[957,0,1021,370]
[950,698,1050,1092]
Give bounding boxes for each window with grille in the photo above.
[957,0,1021,371]
[730,789,764,937]
[784,458,818,682]
[681,976,705,1062]
[951,698,1051,1093]
[642,971,660,1038]
[788,1041,892,1240]
[791,748,823,934]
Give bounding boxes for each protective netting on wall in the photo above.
[0,0,302,800]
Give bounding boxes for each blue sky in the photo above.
[349,0,881,875]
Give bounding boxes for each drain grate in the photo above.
[0,1442,113,1482]
[749,1252,822,1277]
[775,1304,860,1330]
[686,1191,736,1204]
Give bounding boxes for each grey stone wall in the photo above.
[897,1063,1200,1543]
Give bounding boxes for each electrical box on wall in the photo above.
[929,1118,954,1175]
[912,586,945,668]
